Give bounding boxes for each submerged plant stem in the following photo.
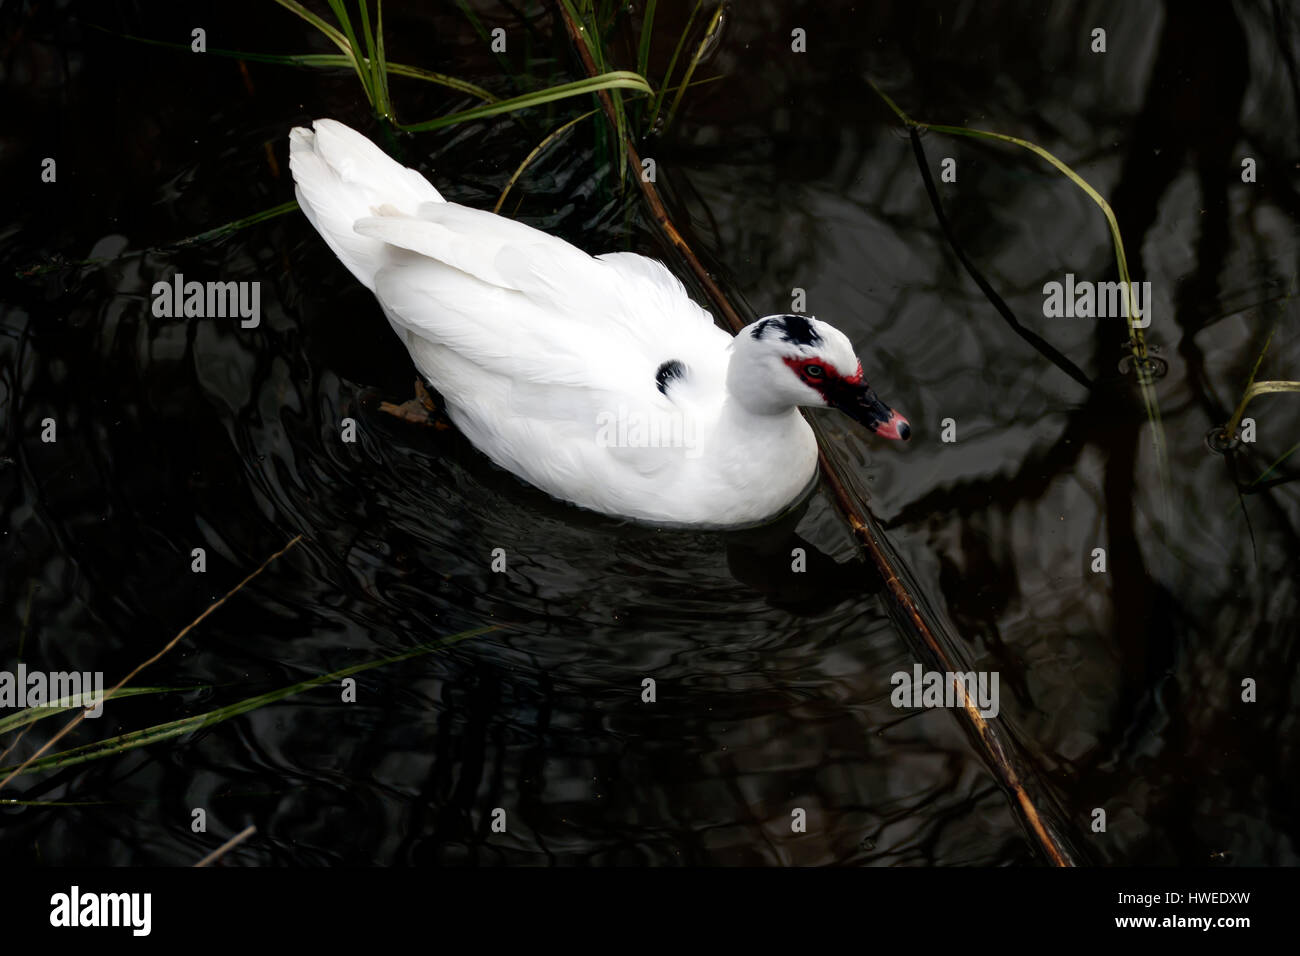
[194,825,257,867]
[0,535,303,790]
[0,624,492,777]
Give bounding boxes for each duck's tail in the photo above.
[288,118,444,291]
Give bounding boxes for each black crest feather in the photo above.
[751,315,821,347]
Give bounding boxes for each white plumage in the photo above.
[289,119,908,527]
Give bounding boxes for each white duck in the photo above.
[289,119,909,527]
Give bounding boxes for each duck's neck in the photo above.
[725,350,793,417]
[707,398,819,518]
[715,397,807,441]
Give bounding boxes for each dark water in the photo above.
[1,1,1297,865]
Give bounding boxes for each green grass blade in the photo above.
[0,627,494,777]
[211,51,488,101]
[664,72,725,95]
[556,0,630,182]
[358,0,383,116]
[0,687,205,736]
[374,0,392,119]
[648,0,702,129]
[663,1,723,130]
[271,0,374,107]
[171,200,301,248]
[1224,380,1300,439]
[610,87,629,185]
[271,0,352,52]
[323,0,375,107]
[83,22,497,102]
[17,200,300,278]
[1248,440,1300,487]
[1,799,114,806]
[1225,437,1300,516]
[357,0,393,120]
[1225,327,1274,436]
[358,0,377,62]
[637,0,658,79]
[398,72,652,133]
[382,60,494,101]
[634,0,659,145]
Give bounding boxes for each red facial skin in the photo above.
[781,355,911,440]
[781,355,862,389]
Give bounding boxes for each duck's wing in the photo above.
[357,203,731,400]
[364,206,735,492]
[291,117,730,395]
[289,120,444,291]
[592,251,732,411]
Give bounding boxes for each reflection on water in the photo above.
[1,0,1297,865]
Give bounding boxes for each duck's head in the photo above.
[728,314,910,440]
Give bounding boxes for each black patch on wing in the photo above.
[751,314,821,347]
[655,359,687,395]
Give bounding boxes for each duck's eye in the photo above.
[803,364,825,379]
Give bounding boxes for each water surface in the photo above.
[1,0,1297,865]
